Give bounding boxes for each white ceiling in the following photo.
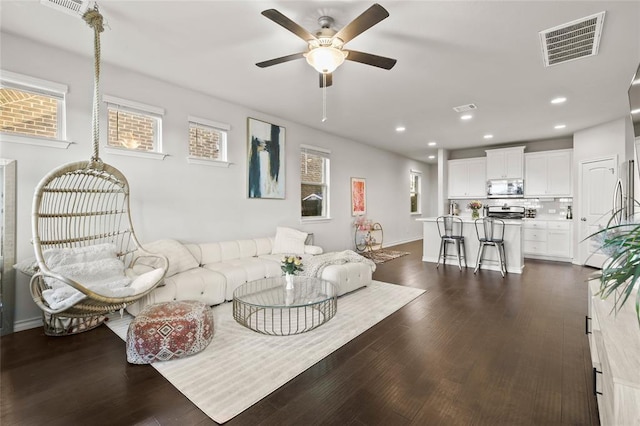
[2,1,640,163]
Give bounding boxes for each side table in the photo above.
[354,222,383,253]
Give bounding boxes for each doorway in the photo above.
[578,156,617,268]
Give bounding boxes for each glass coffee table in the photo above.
[233,276,337,336]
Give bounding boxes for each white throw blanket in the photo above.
[300,249,376,278]
[41,244,134,310]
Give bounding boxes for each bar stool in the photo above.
[474,217,507,277]
[436,215,467,270]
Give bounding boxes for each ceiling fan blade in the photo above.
[333,3,389,44]
[256,52,306,68]
[261,9,317,42]
[345,50,397,70]
[319,73,333,88]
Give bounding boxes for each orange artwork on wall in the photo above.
[351,177,366,216]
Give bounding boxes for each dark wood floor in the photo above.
[1,240,600,425]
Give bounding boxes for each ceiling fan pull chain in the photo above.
[322,74,327,122]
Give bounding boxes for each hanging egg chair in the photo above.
[29,6,168,336]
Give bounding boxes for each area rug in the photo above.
[106,280,424,424]
[361,249,410,264]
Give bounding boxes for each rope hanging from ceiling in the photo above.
[82,5,104,164]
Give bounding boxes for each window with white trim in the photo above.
[188,116,229,162]
[410,170,422,214]
[0,70,68,143]
[301,145,330,219]
[104,95,163,153]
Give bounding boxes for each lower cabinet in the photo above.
[523,220,572,261]
[587,277,640,425]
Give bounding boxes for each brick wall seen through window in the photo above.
[0,87,58,138]
[107,108,155,151]
[189,125,221,159]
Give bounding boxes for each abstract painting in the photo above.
[351,177,366,216]
[247,118,285,199]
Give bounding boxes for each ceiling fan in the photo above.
[256,3,397,88]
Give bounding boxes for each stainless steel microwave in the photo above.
[487,179,524,198]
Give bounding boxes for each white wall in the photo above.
[0,33,433,326]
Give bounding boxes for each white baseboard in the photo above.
[14,316,43,333]
[385,237,422,248]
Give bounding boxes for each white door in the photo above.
[579,157,617,268]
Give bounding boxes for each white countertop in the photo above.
[523,217,573,222]
[416,217,522,225]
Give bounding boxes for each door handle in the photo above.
[581,217,587,221]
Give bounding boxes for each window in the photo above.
[188,116,229,163]
[0,70,68,144]
[410,170,422,214]
[301,145,330,219]
[104,95,163,153]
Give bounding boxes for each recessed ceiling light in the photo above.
[428,155,436,159]
[428,141,437,146]
[483,134,493,139]
[551,97,567,104]
[554,124,567,129]
[395,126,406,132]
[460,114,472,120]
[631,108,640,115]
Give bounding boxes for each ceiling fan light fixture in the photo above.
[305,47,347,73]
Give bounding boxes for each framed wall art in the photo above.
[351,177,366,216]
[247,117,285,199]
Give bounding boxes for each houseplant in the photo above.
[591,214,640,326]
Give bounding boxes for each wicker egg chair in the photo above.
[29,6,168,336]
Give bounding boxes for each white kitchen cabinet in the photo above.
[523,220,572,261]
[546,221,572,258]
[448,157,487,199]
[587,278,640,426]
[485,146,525,179]
[524,149,572,197]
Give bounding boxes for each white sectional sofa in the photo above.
[126,233,374,316]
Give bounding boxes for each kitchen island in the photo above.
[416,217,524,274]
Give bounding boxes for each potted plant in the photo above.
[591,213,640,326]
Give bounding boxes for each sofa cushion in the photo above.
[138,239,199,277]
[126,268,226,316]
[253,238,273,256]
[272,227,308,255]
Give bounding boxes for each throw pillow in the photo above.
[272,227,308,254]
[13,257,39,276]
[136,239,199,277]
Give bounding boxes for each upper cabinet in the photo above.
[448,157,487,199]
[485,146,525,179]
[524,149,572,197]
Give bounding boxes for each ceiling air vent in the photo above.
[539,11,606,67]
[40,0,90,17]
[452,104,477,113]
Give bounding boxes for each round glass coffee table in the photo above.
[232,276,337,336]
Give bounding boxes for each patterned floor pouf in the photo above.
[126,300,214,364]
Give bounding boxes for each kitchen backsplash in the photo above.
[451,197,573,219]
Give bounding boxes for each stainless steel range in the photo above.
[486,205,525,219]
